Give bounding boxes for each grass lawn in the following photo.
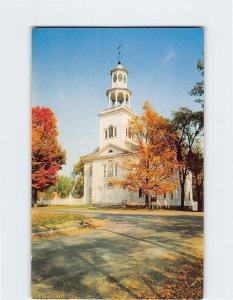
[32,211,104,240]
[33,204,111,211]
[33,205,203,216]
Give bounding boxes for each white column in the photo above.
[116,92,118,106]
[108,93,111,108]
[114,92,117,107]
[128,95,131,109]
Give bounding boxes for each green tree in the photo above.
[189,145,204,212]
[72,156,85,198]
[189,58,204,108]
[171,107,204,210]
[72,176,84,198]
[46,176,73,199]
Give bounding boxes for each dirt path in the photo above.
[32,210,203,299]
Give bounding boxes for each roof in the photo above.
[84,143,133,162]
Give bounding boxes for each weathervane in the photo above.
[117,44,122,64]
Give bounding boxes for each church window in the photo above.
[164,193,166,199]
[107,183,113,188]
[104,126,117,139]
[109,125,113,138]
[114,127,117,137]
[89,188,92,199]
[128,127,132,138]
[108,161,113,177]
[108,150,113,153]
[103,165,106,177]
[89,166,92,177]
[171,192,174,200]
[139,188,143,198]
[114,164,118,177]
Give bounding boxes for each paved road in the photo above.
[32,210,203,299]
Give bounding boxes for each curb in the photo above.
[32,224,91,237]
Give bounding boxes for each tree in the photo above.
[71,156,85,198]
[32,107,66,204]
[110,101,179,209]
[189,145,204,212]
[72,176,84,198]
[171,107,204,210]
[188,57,204,210]
[189,58,204,108]
[46,175,73,199]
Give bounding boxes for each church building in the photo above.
[83,61,195,209]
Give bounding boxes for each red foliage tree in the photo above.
[32,107,66,204]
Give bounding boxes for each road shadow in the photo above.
[32,213,203,299]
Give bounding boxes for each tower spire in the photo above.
[106,58,132,109]
[117,44,122,64]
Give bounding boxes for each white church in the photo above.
[83,61,195,209]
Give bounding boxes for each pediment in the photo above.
[89,144,132,160]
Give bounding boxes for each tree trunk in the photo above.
[197,185,204,212]
[179,167,187,211]
[32,189,38,207]
[145,194,150,210]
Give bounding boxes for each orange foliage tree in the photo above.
[110,101,179,209]
[32,107,66,204]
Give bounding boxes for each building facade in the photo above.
[83,61,195,209]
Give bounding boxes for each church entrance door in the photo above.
[96,187,102,204]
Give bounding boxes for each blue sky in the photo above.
[32,27,204,175]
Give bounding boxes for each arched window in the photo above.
[103,165,106,177]
[114,127,117,137]
[89,166,92,177]
[110,93,116,107]
[117,92,124,104]
[114,164,118,177]
[105,126,117,139]
[109,125,113,138]
[126,94,129,107]
[89,188,92,199]
[128,127,132,138]
[108,161,113,177]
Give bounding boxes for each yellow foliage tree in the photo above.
[110,101,179,209]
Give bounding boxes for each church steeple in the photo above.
[106,61,132,109]
[99,61,136,149]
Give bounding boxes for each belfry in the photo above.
[106,62,132,109]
